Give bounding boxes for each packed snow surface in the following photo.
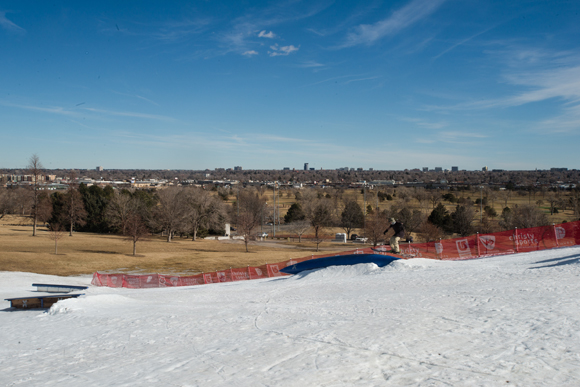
[2,247,580,386]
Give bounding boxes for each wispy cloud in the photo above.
[0,11,25,34]
[242,50,259,56]
[258,30,276,38]
[399,117,447,129]
[269,44,300,57]
[299,73,379,88]
[0,101,75,115]
[152,18,212,42]
[82,107,176,122]
[432,26,495,61]
[341,0,446,48]
[295,60,326,68]
[111,91,160,106]
[440,131,487,139]
[424,49,580,129]
[344,76,381,84]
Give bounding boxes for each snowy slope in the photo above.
[2,247,580,386]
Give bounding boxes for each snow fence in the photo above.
[92,220,580,288]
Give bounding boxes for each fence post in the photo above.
[437,238,442,260]
[247,265,251,280]
[476,232,480,257]
[230,267,233,282]
[553,223,559,247]
[514,227,519,253]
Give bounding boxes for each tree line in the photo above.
[2,155,578,255]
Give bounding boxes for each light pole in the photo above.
[480,186,483,223]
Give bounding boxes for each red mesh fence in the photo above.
[92,220,580,288]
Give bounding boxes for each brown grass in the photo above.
[0,216,353,276]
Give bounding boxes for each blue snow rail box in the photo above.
[280,254,400,275]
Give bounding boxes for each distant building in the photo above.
[234,166,243,171]
[482,166,488,172]
[309,168,315,171]
[304,163,309,171]
[422,167,429,172]
[451,166,458,172]
[96,166,103,171]
[369,168,373,171]
[283,167,290,170]
[357,168,363,171]
[434,167,443,172]
[551,168,568,172]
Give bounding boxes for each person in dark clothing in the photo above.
[384,217,405,254]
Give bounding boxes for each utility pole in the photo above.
[480,186,483,224]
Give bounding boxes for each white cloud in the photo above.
[269,44,300,57]
[82,107,176,122]
[296,60,325,68]
[258,30,276,38]
[341,0,446,47]
[242,50,259,56]
[0,11,25,34]
[399,117,447,129]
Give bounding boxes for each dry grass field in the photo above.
[0,215,353,277]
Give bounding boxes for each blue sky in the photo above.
[1,1,579,171]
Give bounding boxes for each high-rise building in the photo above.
[451,166,458,172]
[96,166,103,171]
[304,163,309,171]
[234,166,243,171]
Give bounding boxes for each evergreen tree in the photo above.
[340,200,364,239]
[284,202,305,223]
[428,203,452,231]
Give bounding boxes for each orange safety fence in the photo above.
[92,220,580,288]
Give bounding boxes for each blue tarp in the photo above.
[280,254,400,275]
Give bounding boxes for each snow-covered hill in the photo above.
[2,247,580,386]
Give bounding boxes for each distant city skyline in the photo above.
[1,1,579,170]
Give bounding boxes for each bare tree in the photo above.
[428,191,442,210]
[125,212,150,256]
[0,187,19,219]
[499,204,549,230]
[151,187,188,242]
[37,192,54,228]
[304,198,334,251]
[62,185,87,236]
[418,221,443,243]
[499,190,511,209]
[364,210,388,247]
[27,154,44,236]
[414,189,429,213]
[183,188,225,241]
[234,190,266,252]
[546,192,558,215]
[48,223,65,255]
[286,219,311,242]
[106,190,136,235]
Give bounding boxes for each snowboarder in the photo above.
[384,217,405,254]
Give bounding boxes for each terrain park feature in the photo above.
[280,254,400,275]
